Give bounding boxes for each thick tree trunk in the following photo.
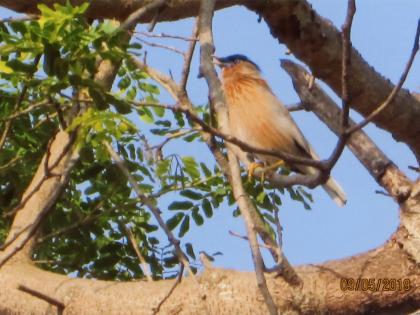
[0,227,419,315]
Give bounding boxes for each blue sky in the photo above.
[1,1,419,272]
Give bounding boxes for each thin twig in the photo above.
[346,19,420,134]
[322,0,356,172]
[228,230,273,250]
[36,202,106,243]
[375,190,391,197]
[408,165,420,173]
[1,100,50,122]
[180,18,199,91]
[0,15,35,23]
[138,31,198,42]
[152,264,184,314]
[152,129,197,160]
[147,4,165,32]
[121,0,167,31]
[18,284,65,310]
[124,226,153,282]
[273,207,283,251]
[0,55,41,151]
[137,38,185,55]
[103,142,196,279]
[0,155,20,171]
[286,102,305,112]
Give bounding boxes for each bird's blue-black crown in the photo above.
[218,54,260,71]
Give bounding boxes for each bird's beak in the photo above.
[212,55,225,68]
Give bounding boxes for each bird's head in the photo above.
[213,54,261,80]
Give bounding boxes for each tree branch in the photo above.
[198,1,279,313]
[281,59,413,203]
[346,19,420,134]
[124,226,153,282]
[246,0,420,161]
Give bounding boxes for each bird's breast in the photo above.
[225,79,296,161]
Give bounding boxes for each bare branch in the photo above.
[103,142,196,279]
[0,100,50,122]
[152,264,184,315]
[36,202,108,243]
[346,19,420,134]
[198,1,279,313]
[321,0,356,172]
[124,226,153,282]
[18,284,65,310]
[136,38,185,55]
[180,18,199,91]
[120,0,167,31]
[286,102,306,112]
[281,60,413,202]
[0,55,41,151]
[0,131,79,268]
[0,15,35,23]
[228,230,273,250]
[138,31,198,42]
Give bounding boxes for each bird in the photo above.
[213,54,347,207]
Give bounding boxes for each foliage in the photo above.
[0,3,312,280]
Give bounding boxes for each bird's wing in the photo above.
[263,89,312,157]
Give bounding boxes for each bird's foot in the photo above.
[247,162,264,182]
[262,160,286,173]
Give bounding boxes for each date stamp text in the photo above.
[340,278,412,292]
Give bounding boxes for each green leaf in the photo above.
[7,59,37,74]
[191,207,204,226]
[185,243,195,260]
[0,60,13,74]
[200,162,212,177]
[94,254,120,270]
[118,76,131,90]
[201,198,213,218]
[166,213,184,230]
[89,87,108,110]
[156,159,170,178]
[178,215,190,237]
[152,106,165,117]
[43,42,60,76]
[168,201,194,211]
[180,190,203,200]
[173,111,185,127]
[182,156,200,179]
[138,107,154,124]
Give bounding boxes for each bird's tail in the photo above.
[322,177,347,207]
[303,144,347,207]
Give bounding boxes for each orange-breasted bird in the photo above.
[213,54,347,207]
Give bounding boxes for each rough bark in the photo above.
[0,0,244,22]
[0,227,419,315]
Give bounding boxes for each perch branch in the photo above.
[198,1,279,314]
